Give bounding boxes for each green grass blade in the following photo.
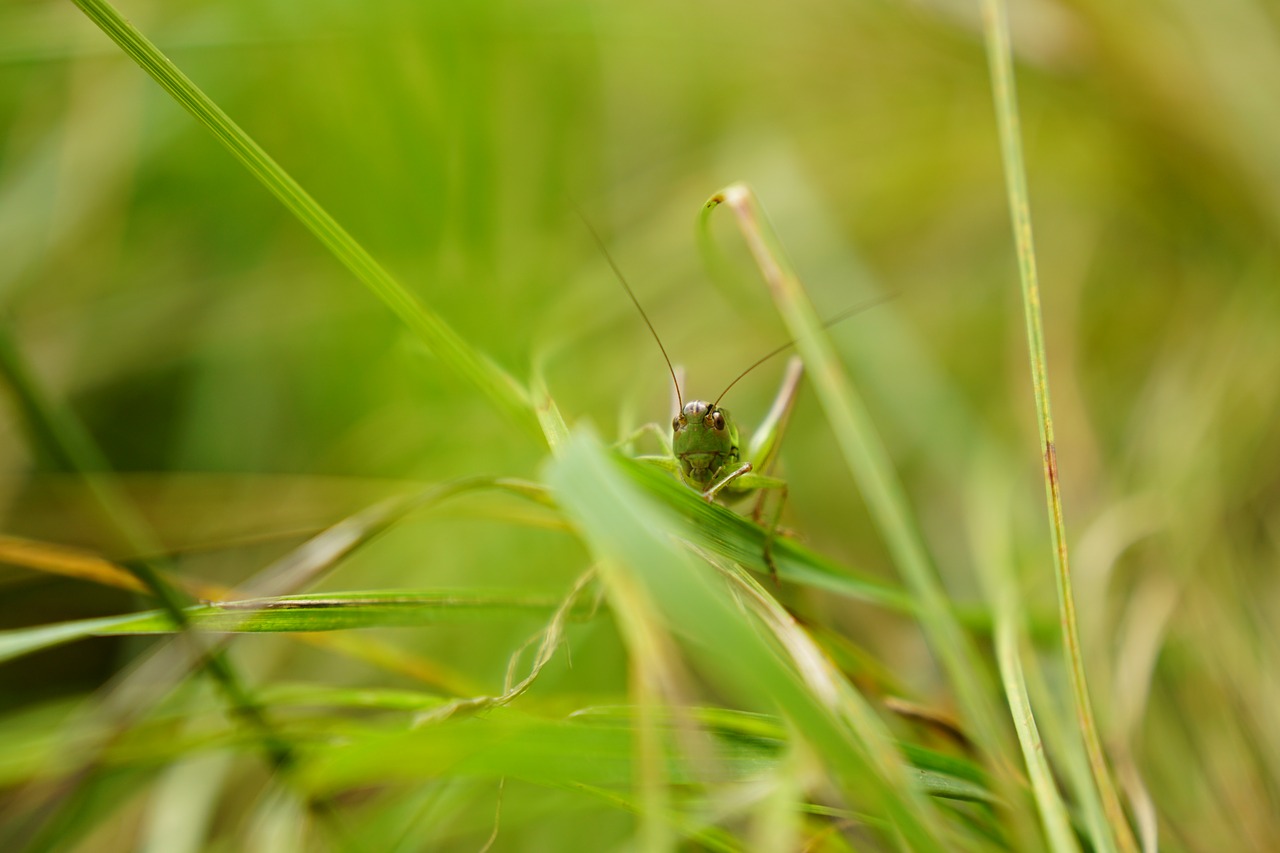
[0,590,576,665]
[67,0,539,441]
[620,455,912,611]
[996,624,1081,853]
[980,3,1137,850]
[0,614,149,665]
[700,185,1010,772]
[969,457,1083,853]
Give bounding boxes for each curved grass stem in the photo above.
[700,184,1010,776]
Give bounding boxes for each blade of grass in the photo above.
[968,455,1084,853]
[576,704,995,801]
[980,3,1137,850]
[0,488,507,696]
[67,0,539,441]
[531,361,572,456]
[0,534,151,594]
[0,590,580,665]
[621,454,913,612]
[626,449,1049,640]
[700,185,1010,775]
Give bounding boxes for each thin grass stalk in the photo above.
[68,0,540,441]
[996,624,1080,853]
[968,455,1081,852]
[979,2,1137,850]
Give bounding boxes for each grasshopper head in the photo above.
[672,400,741,488]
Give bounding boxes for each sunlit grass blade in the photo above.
[67,0,539,441]
[0,534,150,594]
[0,487,507,695]
[980,2,1137,850]
[700,184,1010,772]
[238,476,521,600]
[546,428,955,850]
[995,625,1081,853]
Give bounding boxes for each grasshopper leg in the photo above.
[759,484,789,587]
[703,462,754,502]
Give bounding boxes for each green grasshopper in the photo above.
[580,217,815,579]
[580,210,884,580]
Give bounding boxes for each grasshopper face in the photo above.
[672,400,741,488]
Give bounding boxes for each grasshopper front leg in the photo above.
[752,357,803,584]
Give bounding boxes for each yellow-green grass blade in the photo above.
[68,0,539,442]
[531,362,572,456]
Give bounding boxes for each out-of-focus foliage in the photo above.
[1,0,1278,850]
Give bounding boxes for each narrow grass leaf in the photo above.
[0,534,149,593]
[0,591,574,665]
[968,454,1083,853]
[619,454,912,612]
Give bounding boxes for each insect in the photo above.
[578,214,814,581]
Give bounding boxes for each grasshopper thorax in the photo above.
[672,400,741,488]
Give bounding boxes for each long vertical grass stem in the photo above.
[980,3,1137,851]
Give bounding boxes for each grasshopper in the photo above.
[580,215,808,580]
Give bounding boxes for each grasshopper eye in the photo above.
[711,411,725,430]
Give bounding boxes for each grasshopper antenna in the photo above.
[574,205,684,410]
[713,293,895,408]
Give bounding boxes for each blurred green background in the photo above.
[2,0,1279,849]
